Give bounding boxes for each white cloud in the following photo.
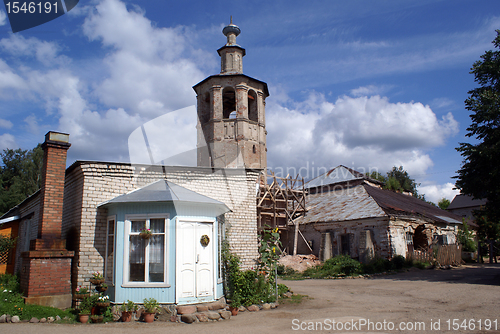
[82,0,208,117]
[0,35,69,67]
[418,182,460,204]
[350,85,393,97]
[0,118,12,129]
[0,10,6,26]
[0,133,17,150]
[267,92,458,180]
[23,114,39,134]
[0,59,25,91]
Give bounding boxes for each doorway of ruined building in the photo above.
[413,225,428,250]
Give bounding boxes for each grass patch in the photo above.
[279,294,309,304]
[0,273,77,322]
[279,255,431,280]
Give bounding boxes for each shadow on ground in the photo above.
[369,263,500,286]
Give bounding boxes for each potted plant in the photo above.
[78,309,90,323]
[90,315,104,323]
[119,300,137,322]
[90,272,105,285]
[96,283,108,292]
[96,295,110,307]
[142,298,159,323]
[229,293,241,316]
[75,286,89,299]
[140,227,152,240]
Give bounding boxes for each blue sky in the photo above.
[0,0,499,204]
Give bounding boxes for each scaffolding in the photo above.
[257,171,307,254]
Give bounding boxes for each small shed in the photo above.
[98,180,230,305]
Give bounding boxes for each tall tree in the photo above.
[438,198,451,210]
[385,166,420,197]
[455,30,500,248]
[0,144,43,216]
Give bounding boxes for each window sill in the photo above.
[121,283,171,288]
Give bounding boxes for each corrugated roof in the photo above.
[447,194,487,210]
[299,182,463,225]
[304,165,367,189]
[299,184,387,224]
[363,184,463,224]
[98,180,231,214]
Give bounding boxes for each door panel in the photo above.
[177,221,214,303]
[196,223,213,297]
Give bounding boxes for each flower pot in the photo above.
[230,306,239,316]
[96,302,110,308]
[121,311,133,322]
[143,312,155,323]
[90,278,105,285]
[91,315,104,323]
[79,314,90,323]
[96,285,108,292]
[140,232,152,240]
[75,293,90,300]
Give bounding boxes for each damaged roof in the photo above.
[304,165,381,189]
[299,183,463,225]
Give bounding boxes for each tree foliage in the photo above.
[455,30,500,240]
[438,198,451,210]
[368,166,422,198]
[0,144,43,216]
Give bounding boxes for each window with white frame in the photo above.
[105,216,115,283]
[217,216,225,283]
[124,214,168,285]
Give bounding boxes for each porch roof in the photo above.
[98,180,231,213]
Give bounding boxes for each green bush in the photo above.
[391,255,406,270]
[325,255,361,275]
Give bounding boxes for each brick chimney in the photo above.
[21,131,74,309]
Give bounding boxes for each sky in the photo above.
[0,0,499,204]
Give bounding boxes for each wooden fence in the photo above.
[407,244,462,265]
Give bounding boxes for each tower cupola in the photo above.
[218,16,245,75]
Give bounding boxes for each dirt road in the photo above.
[3,264,500,333]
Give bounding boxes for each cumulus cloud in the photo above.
[418,182,460,204]
[0,133,17,150]
[0,118,12,129]
[82,0,209,117]
[0,35,69,67]
[350,84,393,97]
[267,92,458,180]
[0,10,6,26]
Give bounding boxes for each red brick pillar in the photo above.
[21,132,74,309]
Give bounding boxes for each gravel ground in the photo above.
[3,263,499,333]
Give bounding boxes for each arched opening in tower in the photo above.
[248,90,258,122]
[223,87,236,119]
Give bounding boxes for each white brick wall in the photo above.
[62,162,260,287]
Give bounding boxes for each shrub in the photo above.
[391,255,406,270]
[325,255,361,275]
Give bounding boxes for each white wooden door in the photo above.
[177,220,214,304]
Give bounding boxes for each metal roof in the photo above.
[304,165,370,189]
[299,182,463,225]
[98,180,231,213]
[447,194,487,210]
[299,184,387,224]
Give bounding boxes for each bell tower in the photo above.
[193,18,269,169]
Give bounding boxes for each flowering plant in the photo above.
[140,227,152,239]
[75,286,89,294]
[97,295,109,302]
[140,228,151,235]
[92,272,104,280]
